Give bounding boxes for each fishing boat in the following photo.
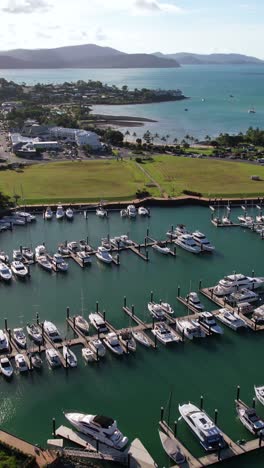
[26,323,43,344]
[132,331,151,347]
[13,328,27,349]
[138,206,149,216]
[44,207,53,220]
[175,234,201,254]
[255,385,264,406]
[119,330,137,352]
[152,242,170,254]
[56,205,65,220]
[160,302,174,315]
[89,313,108,333]
[65,207,74,220]
[120,209,128,218]
[96,206,108,217]
[28,352,42,369]
[0,262,12,281]
[15,354,28,373]
[148,302,165,320]
[82,348,96,363]
[216,309,247,331]
[11,261,28,278]
[213,273,264,296]
[185,292,204,311]
[46,348,61,368]
[192,231,215,252]
[96,246,113,264]
[13,249,24,262]
[127,205,137,218]
[0,357,13,378]
[63,346,78,368]
[151,323,179,345]
[179,402,226,451]
[236,401,264,435]
[0,330,9,351]
[89,339,106,357]
[64,412,128,449]
[75,315,89,335]
[43,321,62,342]
[104,332,123,355]
[77,251,92,264]
[176,319,205,340]
[199,312,224,335]
[159,430,185,465]
[52,254,68,272]
[22,247,34,262]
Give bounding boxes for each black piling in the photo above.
[150,291,154,302]
[174,421,177,437]
[200,395,204,410]
[154,333,157,349]
[36,312,39,324]
[66,307,70,319]
[214,409,218,425]
[146,228,149,238]
[152,317,155,329]
[73,316,76,329]
[127,452,131,468]
[131,305,134,316]
[146,250,149,261]
[29,354,32,370]
[236,385,240,401]
[4,318,7,331]
[52,418,56,437]
[124,296,127,308]
[103,311,106,321]
[218,443,222,461]
[252,397,256,409]
[126,341,129,354]
[96,347,99,362]
[199,279,202,290]
[96,301,99,313]
[160,406,164,421]
[177,285,180,297]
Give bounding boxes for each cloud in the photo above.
[134,0,160,12]
[95,27,108,42]
[2,0,51,14]
[91,0,184,15]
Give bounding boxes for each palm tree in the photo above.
[132,132,137,138]
[125,130,130,142]
[173,137,178,145]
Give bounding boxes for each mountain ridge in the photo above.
[153,52,264,65]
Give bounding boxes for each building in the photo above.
[49,127,101,149]
[9,133,60,155]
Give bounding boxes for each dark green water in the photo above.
[0,206,263,467]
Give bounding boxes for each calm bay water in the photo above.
[1,65,264,140]
[0,205,264,467]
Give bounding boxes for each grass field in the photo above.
[0,160,151,204]
[1,157,264,204]
[143,156,264,198]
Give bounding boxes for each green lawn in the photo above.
[143,156,264,198]
[0,160,150,204]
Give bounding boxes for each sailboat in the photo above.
[159,392,186,464]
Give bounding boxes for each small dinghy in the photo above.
[63,346,78,368]
[159,430,185,464]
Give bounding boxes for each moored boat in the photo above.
[138,206,149,216]
[159,430,185,465]
[0,357,13,378]
[148,302,165,320]
[186,292,204,311]
[192,231,215,252]
[52,253,68,272]
[127,204,137,218]
[56,205,65,220]
[75,315,89,335]
[236,400,264,435]
[28,352,42,369]
[45,207,53,220]
[96,206,108,217]
[0,329,9,352]
[82,347,96,362]
[199,312,224,335]
[15,354,28,373]
[46,348,61,368]
[119,330,137,352]
[152,242,170,255]
[0,262,12,281]
[151,323,179,345]
[132,331,151,347]
[255,385,264,406]
[89,313,108,333]
[96,246,113,264]
[175,234,201,254]
[66,207,74,220]
[216,309,247,331]
[26,323,43,344]
[89,339,106,357]
[104,332,123,355]
[11,261,28,278]
[13,328,27,349]
[43,321,62,342]
[63,345,78,368]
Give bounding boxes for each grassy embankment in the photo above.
[1,156,264,204]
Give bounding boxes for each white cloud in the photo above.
[95,27,108,42]
[2,0,51,14]
[89,0,184,15]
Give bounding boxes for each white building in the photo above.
[49,127,101,149]
[10,133,60,154]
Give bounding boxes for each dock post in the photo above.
[150,291,154,302]
[117,253,120,265]
[146,228,149,238]
[97,329,100,339]
[160,406,164,422]
[131,305,134,316]
[38,343,41,353]
[174,421,177,437]
[177,285,180,297]
[199,279,202,290]
[96,301,99,313]
[41,323,44,341]
[182,328,185,342]
[152,317,155,329]
[52,418,56,438]
[124,296,127,308]
[200,395,204,410]
[146,250,149,261]
[66,353,68,368]
[214,409,218,425]
[66,307,70,319]
[154,334,157,349]
[159,299,162,305]
[138,244,141,252]
[259,432,263,447]
[218,443,221,461]
[4,318,7,331]
[73,316,76,329]
[236,385,240,401]
[96,348,99,362]
[252,397,256,408]
[28,265,31,277]
[144,237,147,248]
[36,313,39,324]
[20,245,22,253]
[174,246,176,256]
[103,311,106,321]
[29,354,32,370]
[96,439,99,453]
[252,269,255,278]
[127,452,131,468]
[126,341,129,354]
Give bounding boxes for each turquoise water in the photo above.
[0,206,264,467]
[1,65,264,140]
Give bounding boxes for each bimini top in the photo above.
[93,415,114,428]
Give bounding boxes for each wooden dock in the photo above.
[211,220,240,228]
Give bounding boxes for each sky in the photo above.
[0,0,264,58]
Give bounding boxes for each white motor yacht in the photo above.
[186,292,204,311]
[15,354,28,373]
[13,249,23,262]
[56,205,65,220]
[45,207,53,220]
[82,348,96,363]
[213,273,264,296]
[132,331,151,347]
[138,206,149,216]
[119,235,133,246]
[148,302,165,320]
[67,241,79,252]
[227,288,259,305]
[96,246,113,264]
[96,206,108,217]
[176,319,205,340]
[46,348,61,368]
[175,234,201,254]
[89,313,108,333]
[79,239,89,251]
[15,211,36,222]
[178,402,226,452]
[160,302,174,315]
[192,231,215,252]
[190,320,206,338]
[0,251,9,264]
[77,251,92,264]
[37,255,53,272]
[13,328,27,349]
[199,312,224,335]
[58,244,69,256]
[35,245,46,258]
[119,330,137,352]
[64,412,128,450]
[0,357,13,378]
[0,262,12,281]
[26,323,43,344]
[43,321,62,342]
[216,309,247,331]
[89,339,106,357]
[63,346,77,368]
[52,254,68,272]
[127,204,137,218]
[152,242,170,254]
[11,261,28,278]
[252,305,264,324]
[151,323,179,345]
[236,401,264,435]
[0,330,9,351]
[66,208,74,220]
[104,332,123,355]
[22,247,34,262]
[75,315,89,335]
[255,385,264,406]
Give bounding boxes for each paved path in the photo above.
[135,162,168,198]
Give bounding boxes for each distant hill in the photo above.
[0,44,180,69]
[153,52,264,65]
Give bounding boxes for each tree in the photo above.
[0,192,14,210]
[136,138,142,146]
[173,137,178,144]
[143,130,152,144]
[103,129,124,146]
